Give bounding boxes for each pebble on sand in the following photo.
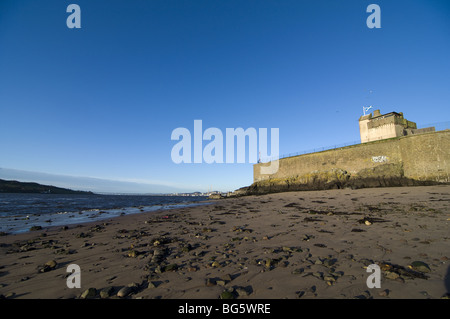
[117,286,134,298]
[45,260,57,268]
[100,287,114,299]
[379,289,390,297]
[39,260,57,273]
[80,288,97,299]
[409,261,431,273]
[220,289,236,299]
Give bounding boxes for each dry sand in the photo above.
[1,185,449,299]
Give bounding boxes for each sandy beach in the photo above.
[1,185,449,299]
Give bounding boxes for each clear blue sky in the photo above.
[0,0,449,193]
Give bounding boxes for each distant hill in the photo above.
[0,168,196,194]
[0,179,94,194]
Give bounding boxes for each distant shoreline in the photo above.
[0,179,94,195]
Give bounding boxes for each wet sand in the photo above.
[1,185,449,299]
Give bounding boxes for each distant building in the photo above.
[359,109,435,143]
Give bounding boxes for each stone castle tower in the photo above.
[358,109,435,143]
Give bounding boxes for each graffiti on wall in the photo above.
[371,155,388,163]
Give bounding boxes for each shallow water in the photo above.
[0,193,209,234]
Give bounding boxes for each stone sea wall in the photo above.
[240,130,449,195]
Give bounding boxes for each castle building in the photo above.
[358,109,435,143]
[248,107,448,193]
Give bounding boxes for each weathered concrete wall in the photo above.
[400,130,449,183]
[247,130,449,195]
[253,135,406,182]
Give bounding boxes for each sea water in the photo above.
[0,193,209,234]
